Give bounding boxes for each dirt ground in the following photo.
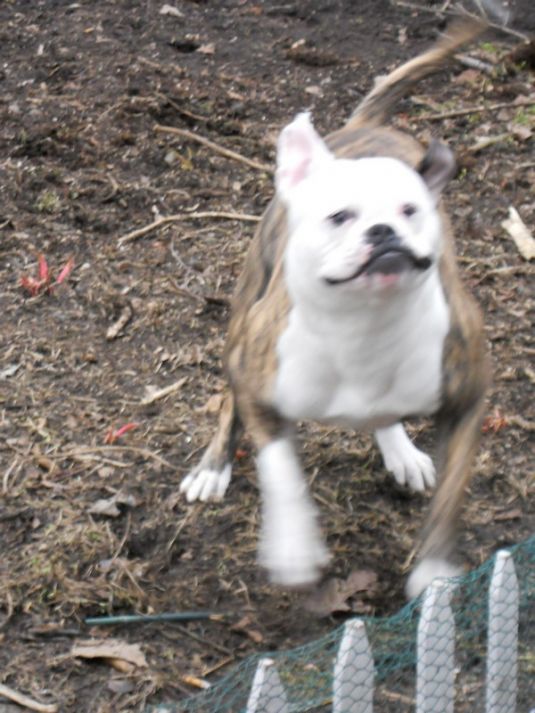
[0,1,534,711]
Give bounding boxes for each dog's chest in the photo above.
[272,283,450,428]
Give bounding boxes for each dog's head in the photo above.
[276,113,455,305]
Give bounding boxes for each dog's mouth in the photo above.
[324,245,432,285]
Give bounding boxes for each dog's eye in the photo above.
[401,203,418,218]
[328,209,356,227]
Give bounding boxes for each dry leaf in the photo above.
[509,124,533,141]
[305,569,377,617]
[107,678,135,694]
[115,492,140,507]
[72,639,147,670]
[159,3,183,17]
[197,43,215,55]
[201,393,224,415]
[231,615,264,644]
[88,498,121,517]
[88,491,139,517]
[482,408,508,434]
[502,207,535,260]
[454,68,481,85]
[286,40,340,67]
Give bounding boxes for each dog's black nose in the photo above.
[365,223,398,245]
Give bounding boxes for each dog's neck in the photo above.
[286,266,445,342]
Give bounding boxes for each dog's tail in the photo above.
[346,17,486,130]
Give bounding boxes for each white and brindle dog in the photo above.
[180,19,490,598]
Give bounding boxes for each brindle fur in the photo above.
[193,19,490,578]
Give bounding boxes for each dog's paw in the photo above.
[406,558,461,599]
[375,425,436,492]
[180,464,232,502]
[258,505,330,587]
[385,446,436,492]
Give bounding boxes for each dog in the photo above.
[180,19,490,598]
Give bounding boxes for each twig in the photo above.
[457,5,528,41]
[155,91,208,123]
[381,688,415,705]
[106,302,133,340]
[170,622,233,656]
[390,0,530,40]
[166,504,202,553]
[413,98,535,121]
[141,376,188,405]
[0,683,58,713]
[455,52,494,73]
[2,457,18,494]
[467,132,510,152]
[57,445,176,470]
[391,0,450,15]
[154,123,273,173]
[111,511,131,561]
[201,655,235,677]
[118,211,260,246]
[508,415,535,432]
[0,590,14,630]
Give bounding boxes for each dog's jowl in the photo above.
[180,19,490,598]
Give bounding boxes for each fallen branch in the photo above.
[118,211,260,246]
[0,683,58,713]
[413,98,535,121]
[154,123,272,173]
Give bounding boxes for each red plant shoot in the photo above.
[104,422,139,445]
[20,254,74,296]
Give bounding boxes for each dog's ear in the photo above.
[276,112,334,202]
[417,140,456,201]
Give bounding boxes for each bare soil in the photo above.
[0,1,533,711]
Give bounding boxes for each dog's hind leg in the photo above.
[375,423,436,492]
[180,391,243,502]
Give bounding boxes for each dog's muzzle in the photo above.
[325,223,432,285]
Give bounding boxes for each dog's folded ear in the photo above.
[276,112,334,202]
[417,140,456,201]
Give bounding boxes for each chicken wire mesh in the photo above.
[151,535,534,713]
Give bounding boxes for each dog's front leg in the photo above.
[406,315,489,598]
[256,437,330,586]
[375,423,436,492]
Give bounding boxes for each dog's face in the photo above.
[276,113,455,306]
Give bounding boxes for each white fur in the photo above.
[273,271,449,431]
[375,423,436,491]
[180,464,232,502]
[406,558,461,599]
[257,439,330,585]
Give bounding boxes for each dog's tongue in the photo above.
[364,251,413,275]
